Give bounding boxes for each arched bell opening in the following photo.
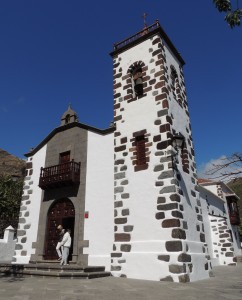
[133,67,143,97]
[44,198,75,260]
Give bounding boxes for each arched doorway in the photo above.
[44,198,75,260]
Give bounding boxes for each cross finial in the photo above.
[142,13,148,28]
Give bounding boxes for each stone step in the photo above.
[25,263,105,273]
[29,261,105,272]
[0,263,111,279]
[0,264,12,277]
[22,270,89,278]
[20,269,111,279]
[30,260,76,264]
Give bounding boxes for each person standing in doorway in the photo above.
[60,229,71,266]
[56,225,65,261]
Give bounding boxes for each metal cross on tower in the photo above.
[142,13,148,28]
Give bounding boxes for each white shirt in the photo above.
[61,231,71,248]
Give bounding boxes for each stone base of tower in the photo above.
[86,255,112,271]
[111,240,212,282]
[12,254,31,265]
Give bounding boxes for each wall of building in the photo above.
[30,126,88,265]
[164,41,205,244]
[9,25,241,283]
[220,184,241,256]
[13,145,47,264]
[83,131,114,270]
[199,186,239,266]
[231,225,241,256]
[0,226,16,262]
[111,31,210,282]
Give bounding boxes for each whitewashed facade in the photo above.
[10,21,241,282]
[198,180,241,266]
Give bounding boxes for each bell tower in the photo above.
[110,20,211,282]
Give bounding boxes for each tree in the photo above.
[213,0,242,28]
[0,175,23,238]
[205,152,242,181]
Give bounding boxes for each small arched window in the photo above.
[170,66,178,100]
[170,65,183,106]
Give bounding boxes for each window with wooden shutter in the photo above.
[59,151,70,164]
[136,135,146,166]
[59,151,71,173]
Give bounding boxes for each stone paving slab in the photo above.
[0,265,242,300]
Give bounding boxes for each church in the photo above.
[12,20,241,282]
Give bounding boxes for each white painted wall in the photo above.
[14,145,47,264]
[199,184,241,266]
[0,226,16,262]
[83,131,114,270]
[220,184,241,256]
[231,225,241,256]
[164,40,203,244]
[113,35,173,246]
[115,33,201,244]
[201,183,219,196]
[199,186,224,265]
[111,33,209,282]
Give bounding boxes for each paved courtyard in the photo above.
[0,265,242,300]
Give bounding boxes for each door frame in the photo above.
[44,198,75,260]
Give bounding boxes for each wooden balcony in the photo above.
[39,160,80,190]
[229,213,240,226]
[226,196,241,226]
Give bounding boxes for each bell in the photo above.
[134,78,143,95]
[135,78,142,85]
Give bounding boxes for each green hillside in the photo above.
[0,148,26,177]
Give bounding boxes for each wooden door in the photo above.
[44,198,75,260]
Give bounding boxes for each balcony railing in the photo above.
[113,21,159,51]
[39,160,80,190]
[229,212,240,226]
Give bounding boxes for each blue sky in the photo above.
[0,1,241,175]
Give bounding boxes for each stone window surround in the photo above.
[126,61,147,103]
[129,129,152,172]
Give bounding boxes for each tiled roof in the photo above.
[197,178,214,184]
